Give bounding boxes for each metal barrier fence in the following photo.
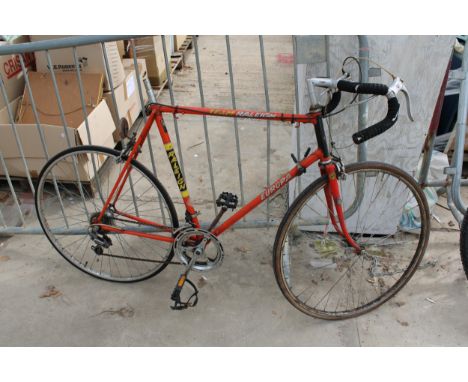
[0,35,370,235]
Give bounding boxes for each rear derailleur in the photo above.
[89,211,113,255]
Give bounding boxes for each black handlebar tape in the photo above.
[324,91,341,114]
[352,97,400,144]
[337,80,389,96]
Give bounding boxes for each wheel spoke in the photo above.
[274,163,429,319]
[36,147,177,282]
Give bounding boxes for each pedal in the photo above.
[170,274,199,310]
[216,192,238,210]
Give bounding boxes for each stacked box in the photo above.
[30,35,125,91]
[131,36,167,86]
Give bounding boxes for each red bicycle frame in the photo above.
[95,103,360,251]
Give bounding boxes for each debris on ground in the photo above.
[39,285,62,299]
[418,260,438,270]
[187,141,205,150]
[0,255,10,262]
[0,191,9,202]
[397,319,409,327]
[448,220,455,227]
[235,246,249,254]
[390,301,406,308]
[197,276,208,288]
[95,304,135,318]
[425,297,437,304]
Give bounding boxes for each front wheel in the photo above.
[35,145,179,282]
[273,161,430,320]
[459,209,468,279]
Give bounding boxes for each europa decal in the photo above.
[261,173,292,201]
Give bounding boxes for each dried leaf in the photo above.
[40,285,62,298]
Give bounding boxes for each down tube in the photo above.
[212,149,324,236]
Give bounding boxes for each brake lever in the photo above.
[400,84,415,122]
[387,77,415,122]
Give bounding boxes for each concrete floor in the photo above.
[1,36,468,346]
[0,200,467,346]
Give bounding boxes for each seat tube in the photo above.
[155,114,200,227]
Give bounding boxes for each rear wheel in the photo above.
[273,161,430,320]
[35,145,178,282]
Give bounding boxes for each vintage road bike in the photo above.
[35,72,430,320]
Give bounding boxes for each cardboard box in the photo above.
[131,36,167,86]
[0,36,34,110]
[17,71,104,128]
[30,35,125,91]
[104,59,149,143]
[174,35,188,51]
[122,58,148,91]
[0,97,115,180]
[116,40,126,58]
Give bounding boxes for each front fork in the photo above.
[320,162,362,253]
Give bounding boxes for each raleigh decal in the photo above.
[236,111,276,119]
[166,148,187,193]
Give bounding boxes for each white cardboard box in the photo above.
[0,97,115,180]
[104,58,149,142]
[30,35,125,91]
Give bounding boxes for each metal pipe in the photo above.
[0,35,144,56]
[0,218,284,235]
[46,49,94,225]
[100,42,140,217]
[425,179,468,188]
[447,184,464,225]
[0,152,25,225]
[0,73,36,195]
[225,35,246,207]
[72,47,105,207]
[357,36,369,163]
[0,204,6,228]
[18,54,69,225]
[129,38,167,225]
[259,35,272,226]
[419,59,451,186]
[292,36,301,196]
[101,42,121,133]
[192,35,218,215]
[161,35,186,176]
[450,42,468,216]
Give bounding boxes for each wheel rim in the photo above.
[36,147,176,282]
[276,163,429,319]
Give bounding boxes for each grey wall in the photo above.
[291,35,454,198]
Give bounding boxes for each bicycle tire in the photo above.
[273,161,430,320]
[35,145,179,282]
[460,209,468,279]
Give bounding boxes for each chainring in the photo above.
[173,227,224,271]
